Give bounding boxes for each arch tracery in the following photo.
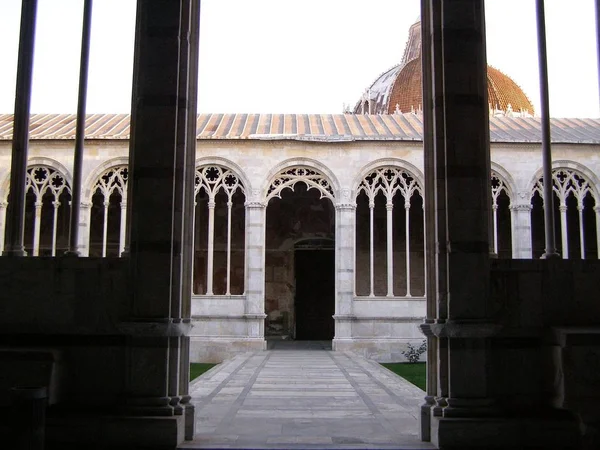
[89,165,128,257]
[355,166,424,298]
[23,165,72,256]
[531,167,599,259]
[194,165,246,296]
[266,166,335,203]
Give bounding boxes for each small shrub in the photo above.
[402,340,427,363]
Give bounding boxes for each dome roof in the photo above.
[355,21,534,116]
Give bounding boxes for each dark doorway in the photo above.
[294,247,335,340]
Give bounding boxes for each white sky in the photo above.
[0,0,598,117]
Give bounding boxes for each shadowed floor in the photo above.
[180,347,434,449]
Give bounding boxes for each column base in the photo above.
[431,411,581,449]
[45,413,186,450]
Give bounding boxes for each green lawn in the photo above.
[190,363,217,381]
[381,362,426,391]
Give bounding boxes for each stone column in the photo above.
[244,190,267,343]
[510,192,533,259]
[595,207,600,259]
[3,0,37,257]
[119,0,199,445]
[78,201,92,257]
[32,201,42,256]
[421,5,501,445]
[333,189,355,346]
[0,201,7,254]
[559,204,569,258]
[419,0,438,440]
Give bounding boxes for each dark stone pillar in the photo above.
[422,1,581,448]
[119,0,199,445]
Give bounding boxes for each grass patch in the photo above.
[190,363,217,381]
[381,362,426,391]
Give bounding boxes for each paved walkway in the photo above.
[180,348,435,449]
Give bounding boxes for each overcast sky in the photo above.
[0,0,598,117]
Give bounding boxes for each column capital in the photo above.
[335,203,356,211]
[559,205,568,213]
[509,203,532,211]
[594,206,600,214]
[244,201,266,209]
[80,201,92,209]
[0,201,7,208]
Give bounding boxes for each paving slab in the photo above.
[180,348,436,449]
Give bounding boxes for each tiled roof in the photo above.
[0,113,599,144]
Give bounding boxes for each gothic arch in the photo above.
[353,159,424,198]
[490,161,516,203]
[84,157,129,202]
[0,158,73,202]
[262,158,339,203]
[527,160,600,203]
[195,157,251,194]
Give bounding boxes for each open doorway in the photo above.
[294,240,335,340]
[264,180,336,343]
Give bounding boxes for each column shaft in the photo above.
[102,201,109,257]
[596,207,600,259]
[226,200,232,295]
[206,200,215,295]
[369,201,375,296]
[33,202,42,256]
[560,205,569,259]
[492,205,498,254]
[3,0,38,256]
[405,203,411,297]
[334,203,356,340]
[80,202,92,257]
[430,0,495,419]
[386,202,393,296]
[51,201,59,256]
[0,202,7,254]
[119,201,127,256]
[245,201,266,338]
[124,0,199,422]
[578,206,585,259]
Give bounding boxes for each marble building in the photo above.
[1,19,599,363]
[1,111,599,363]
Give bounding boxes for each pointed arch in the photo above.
[354,160,425,299]
[193,163,247,296]
[263,159,339,204]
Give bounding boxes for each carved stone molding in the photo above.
[422,320,502,338]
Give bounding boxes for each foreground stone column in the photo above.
[419,0,438,440]
[333,192,355,346]
[119,0,199,446]
[422,1,581,448]
[431,0,496,420]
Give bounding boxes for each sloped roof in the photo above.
[0,113,599,144]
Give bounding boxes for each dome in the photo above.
[355,21,534,116]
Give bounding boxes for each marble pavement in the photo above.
[180,347,435,449]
